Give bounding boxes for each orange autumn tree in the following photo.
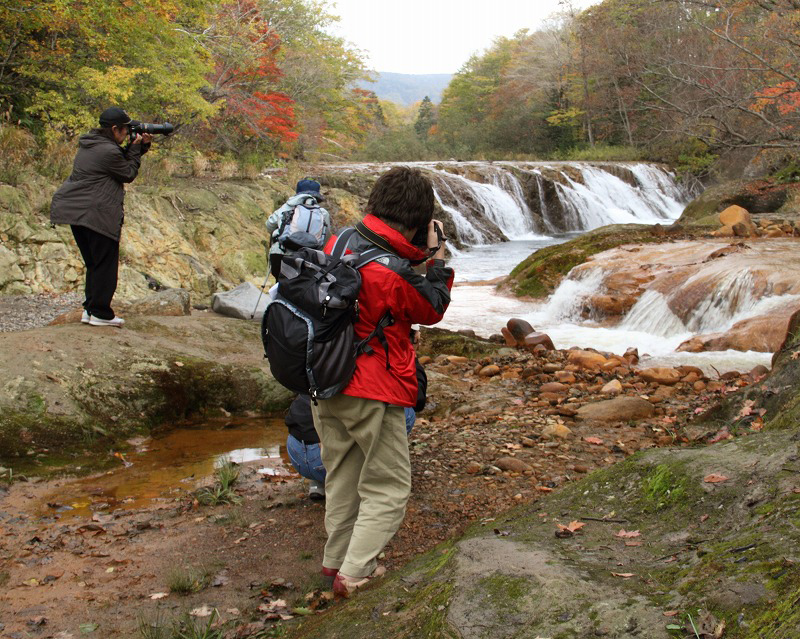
[201,0,299,153]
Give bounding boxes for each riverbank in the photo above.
[1,317,777,638]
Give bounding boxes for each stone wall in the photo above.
[0,174,365,302]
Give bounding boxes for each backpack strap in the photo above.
[355,311,394,370]
[330,227,357,259]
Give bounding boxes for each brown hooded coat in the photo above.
[50,133,147,241]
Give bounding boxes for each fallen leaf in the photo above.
[615,529,641,538]
[584,436,604,445]
[709,429,733,444]
[700,514,709,522]
[79,622,99,634]
[704,473,729,483]
[149,592,168,600]
[174,361,185,367]
[694,407,705,414]
[663,611,679,617]
[793,488,800,494]
[493,528,510,536]
[190,605,214,617]
[624,541,643,547]
[611,572,635,578]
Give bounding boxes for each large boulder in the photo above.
[212,282,270,320]
[576,396,655,422]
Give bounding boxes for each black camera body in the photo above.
[410,223,446,256]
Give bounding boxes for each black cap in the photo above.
[98,107,133,127]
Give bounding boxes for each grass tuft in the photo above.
[196,458,241,506]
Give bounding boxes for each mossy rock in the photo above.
[504,224,672,299]
[680,180,794,225]
[287,430,800,639]
[418,327,503,358]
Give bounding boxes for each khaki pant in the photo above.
[311,394,411,578]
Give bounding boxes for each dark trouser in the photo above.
[71,225,119,320]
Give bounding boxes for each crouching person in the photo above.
[311,166,453,598]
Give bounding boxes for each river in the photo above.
[438,238,774,375]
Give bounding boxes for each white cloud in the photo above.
[328,0,599,75]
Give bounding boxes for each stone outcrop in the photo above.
[211,282,270,320]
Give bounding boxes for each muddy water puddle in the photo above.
[38,417,289,520]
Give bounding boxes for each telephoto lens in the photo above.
[132,122,174,135]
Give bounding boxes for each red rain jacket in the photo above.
[324,214,454,407]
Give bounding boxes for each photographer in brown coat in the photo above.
[50,107,152,327]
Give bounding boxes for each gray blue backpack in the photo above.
[276,203,328,251]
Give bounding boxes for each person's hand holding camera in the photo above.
[427,219,447,260]
[131,132,153,145]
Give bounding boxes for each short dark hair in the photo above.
[366,166,434,231]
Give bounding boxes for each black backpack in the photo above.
[261,228,393,401]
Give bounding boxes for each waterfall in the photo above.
[423,161,690,245]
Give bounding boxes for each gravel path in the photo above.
[0,292,83,333]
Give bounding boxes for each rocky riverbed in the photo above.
[0,307,790,638]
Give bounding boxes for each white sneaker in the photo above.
[308,482,325,500]
[88,316,125,328]
[81,311,90,324]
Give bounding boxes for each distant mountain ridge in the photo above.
[358,72,453,106]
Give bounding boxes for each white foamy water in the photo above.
[436,246,775,375]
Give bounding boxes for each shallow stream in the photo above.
[37,417,289,520]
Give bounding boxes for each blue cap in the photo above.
[296,179,321,196]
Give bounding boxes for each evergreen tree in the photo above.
[414,96,436,138]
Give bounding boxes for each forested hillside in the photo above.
[1,0,798,173]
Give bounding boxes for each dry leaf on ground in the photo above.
[615,529,641,538]
[704,473,729,483]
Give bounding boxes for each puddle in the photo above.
[39,417,290,520]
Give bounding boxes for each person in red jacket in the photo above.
[311,166,454,598]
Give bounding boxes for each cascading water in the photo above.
[423,161,691,245]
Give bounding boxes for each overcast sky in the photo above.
[327,0,600,75]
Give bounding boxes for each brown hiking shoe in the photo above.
[332,566,386,598]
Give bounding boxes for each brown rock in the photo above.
[506,318,535,344]
[712,225,735,237]
[465,461,482,474]
[501,327,517,347]
[418,356,432,366]
[541,423,573,439]
[447,355,470,365]
[676,365,704,377]
[478,365,501,377]
[732,221,755,237]
[681,372,700,384]
[540,382,568,394]
[567,350,608,370]
[554,371,576,384]
[747,364,769,380]
[693,380,707,391]
[523,331,555,352]
[542,363,561,373]
[521,437,536,447]
[576,396,655,422]
[601,379,623,395]
[49,308,84,326]
[638,367,682,385]
[496,456,533,473]
[624,347,639,365]
[719,204,752,227]
[677,337,705,353]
